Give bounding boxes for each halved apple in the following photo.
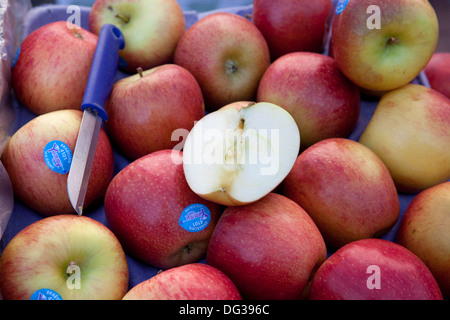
[182,102,300,206]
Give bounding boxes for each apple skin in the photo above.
[12,21,97,115]
[257,52,360,149]
[331,0,439,92]
[123,263,241,300]
[0,215,129,300]
[396,182,450,298]
[206,193,327,300]
[359,84,450,193]
[89,0,185,73]
[174,12,271,112]
[309,239,443,300]
[424,52,450,99]
[104,149,222,269]
[105,64,205,160]
[1,110,114,216]
[252,0,333,60]
[283,138,399,249]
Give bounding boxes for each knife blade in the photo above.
[67,24,125,216]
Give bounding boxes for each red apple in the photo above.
[331,0,438,92]
[257,52,360,149]
[1,110,114,216]
[424,52,450,99]
[206,193,327,300]
[252,0,333,60]
[11,21,98,115]
[174,12,270,111]
[283,138,399,248]
[104,149,222,269]
[105,64,205,160]
[0,215,129,300]
[309,239,443,300]
[396,182,450,298]
[89,0,185,73]
[122,263,241,300]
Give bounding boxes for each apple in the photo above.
[283,138,399,249]
[11,21,98,115]
[331,0,439,92]
[1,110,114,216]
[424,52,450,99]
[396,182,450,298]
[257,52,360,149]
[252,0,333,60]
[309,238,443,300]
[104,149,222,269]
[174,12,270,111]
[359,84,450,193]
[89,0,185,73]
[123,263,241,300]
[206,193,327,300]
[105,64,205,160]
[182,101,300,206]
[0,214,129,300]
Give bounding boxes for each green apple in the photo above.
[331,0,438,91]
[0,215,129,300]
[89,0,185,72]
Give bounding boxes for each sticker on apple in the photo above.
[43,140,73,174]
[179,203,211,232]
[335,0,350,15]
[30,288,63,300]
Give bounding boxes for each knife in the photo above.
[67,24,125,216]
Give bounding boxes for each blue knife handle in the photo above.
[81,24,125,121]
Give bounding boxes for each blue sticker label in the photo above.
[43,140,73,174]
[12,46,20,68]
[179,204,211,232]
[30,288,63,300]
[336,0,350,15]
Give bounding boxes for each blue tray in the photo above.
[0,3,423,292]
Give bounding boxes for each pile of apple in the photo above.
[0,0,449,300]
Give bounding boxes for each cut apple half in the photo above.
[182,102,300,206]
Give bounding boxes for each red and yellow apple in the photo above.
[105,64,204,160]
[123,263,241,300]
[424,52,450,99]
[206,193,327,300]
[12,21,98,115]
[309,239,443,300]
[0,215,129,300]
[283,138,399,248]
[331,0,439,92]
[359,84,450,193]
[104,149,222,269]
[396,182,450,298]
[252,0,333,60]
[89,0,185,72]
[1,110,114,216]
[257,52,360,149]
[174,12,270,111]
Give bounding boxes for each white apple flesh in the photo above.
[182,102,300,206]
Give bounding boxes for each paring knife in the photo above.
[67,24,125,216]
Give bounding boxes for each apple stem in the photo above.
[388,37,399,45]
[137,67,144,78]
[115,13,130,24]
